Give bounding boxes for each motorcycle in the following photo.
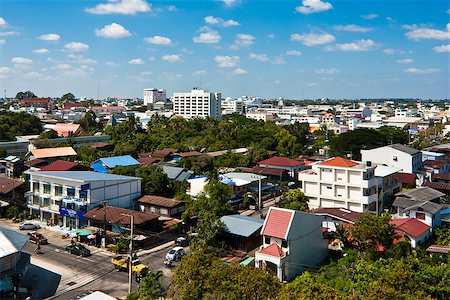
[164,259,173,268]
[34,245,43,254]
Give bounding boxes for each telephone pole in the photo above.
[121,213,134,294]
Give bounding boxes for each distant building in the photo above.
[361,144,422,174]
[21,97,50,109]
[246,109,275,122]
[221,98,244,115]
[173,88,221,119]
[137,195,185,218]
[144,88,166,109]
[53,123,83,137]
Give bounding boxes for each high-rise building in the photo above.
[172,88,221,119]
[143,88,166,109]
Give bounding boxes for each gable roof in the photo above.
[257,242,285,258]
[312,207,363,224]
[251,166,286,176]
[98,155,140,168]
[392,197,443,214]
[432,173,450,181]
[396,172,417,185]
[319,156,358,168]
[390,218,431,238]
[0,227,29,258]
[261,207,294,239]
[53,123,82,137]
[395,187,445,202]
[40,160,79,171]
[423,160,449,169]
[220,215,264,238]
[31,146,77,159]
[84,206,158,225]
[0,177,25,194]
[423,181,450,192]
[258,156,304,168]
[137,195,184,208]
[389,144,420,155]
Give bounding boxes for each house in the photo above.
[90,106,126,116]
[374,165,402,210]
[162,166,193,181]
[422,160,450,174]
[220,215,264,252]
[137,195,185,217]
[0,156,26,178]
[91,155,140,173]
[392,187,445,229]
[361,143,422,173]
[257,156,305,179]
[40,160,90,172]
[390,218,432,248]
[0,177,26,205]
[186,176,208,197]
[312,207,363,232]
[298,157,379,213]
[421,150,445,162]
[249,166,288,183]
[396,172,417,189]
[21,97,50,108]
[218,172,269,204]
[90,142,114,152]
[30,146,77,162]
[255,207,328,282]
[26,171,141,229]
[423,181,450,195]
[53,123,83,137]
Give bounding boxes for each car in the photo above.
[27,231,48,244]
[65,243,91,257]
[175,237,189,247]
[19,222,41,230]
[166,246,185,261]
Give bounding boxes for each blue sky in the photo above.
[0,0,449,99]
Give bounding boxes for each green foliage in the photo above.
[116,235,129,253]
[435,225,450,246]
[278,188,309,211]
[61,92,75,102]
[6,205,20,219]
[15,91,37,100]
[0,147,6,158]
[38,129,59,139]
[0,111,43,141]
[77,145,110,166]
[279,272,342,300]
[76,111,103,135]
[135,271,166,300]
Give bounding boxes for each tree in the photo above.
[134,271,165,300]
[279,272,342,300]
[61,92,75,102]
[0,147,6,158]
[38,129,59,139]
[76,111,103,135]
[15,90,37,100]
[0,111,43,141]
[435,225,450,246]
[278,188,309,211]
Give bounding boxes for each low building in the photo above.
[0,177,26,205]
[390,218,431,248]
[361,144,422,174]
[312,207,363,232]
[162,166,193,182]
[91,155,140,173]
[21,97,50,108]
[396,172,417,189]
[0,156,26,178]
[220,215,264,252]
[137,195,185,217]
[186,176,208,197]
[218,172,268,204]
[52,123,83,137]
[257,156,305,179]
[40,160,90,172]
[422,160,450,174]
[30,146,77,162]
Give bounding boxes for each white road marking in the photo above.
[83,258,95,263]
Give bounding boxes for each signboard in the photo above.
[81,184,90,191]
[59,207,85,220]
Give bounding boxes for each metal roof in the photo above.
[0,227,29,258]
[220,215,264,238]
[31,146,77,159]
[95,155,140,168]
[374,165,401,177]
[34,171,141,182]
[389,144,420,155]
[395,187,445,202]
[392,197,443,214]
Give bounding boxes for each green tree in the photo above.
[435,225,450,246]
[38,129,59,139]
[15,90,37,100]
[61,92,75,102]
[0,147,7,158]
[0,111,43,141]
[279,272,342,300]
[274,128,299,157]
[76,111,103,135]
[278,188,309,211]
[134,271,165,300]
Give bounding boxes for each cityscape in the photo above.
[0,1,449,300]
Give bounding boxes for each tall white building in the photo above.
[144,88,166,108]
[221,98,244,115]
[172,88,221,119]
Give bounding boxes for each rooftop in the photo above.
[374,165,401,177]
[220,215,264,238]
[137,195,184,208]
[0,226,29,258]
[40,160,79,171]
[0,177,25,194]
[258,156,304,168]
[390,218,431,238]
[423,181,450,191]
[84,206,158,225]
[94,155,140,169]
[257,242,285,258]
[396,172,417,184]
[261,207,294,240]
[31,146,77,159]
[312,207,363,224]
[395,187,445,202]
[34,171,141,182]
[389,143,420,155]
[319,157,358,168]
[219,172,266,187]
[53,123,82,137]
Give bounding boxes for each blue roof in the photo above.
[95,155,140,168]
[35,171,141,182]
[0,226,29,254]
[220,215,264,238]
[442,208,450,215]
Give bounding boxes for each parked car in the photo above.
[175,237,189,247]
[27,231,48,244]
[66,243,91,257]
[166,246,185,261]
[19,222,40,230]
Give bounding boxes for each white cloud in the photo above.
[128,58,145,65]
[67,54,97,65]
[32,48,49,54]
[162,54,182,62]
[272,56,286,65]
[215,55,239,68]
[85,0,151,15]
[193,27,221,44]
[333,25,372,33]
[291,33,335,46]
[204,16,240,27]
[0,31,19,37]
[11,57,32,64]
[316,68,338,74]
[249,53,269,61]
[105,61,119,67]
[0,67,14,79]
[404,68,441,74]
[37,33,60,41]
[405,23,450,40]
[361,13,378,20]
[235,34,255,47]
[325,39,377,51]
[433,44,450,53]
[0,39,5,45]
[168,5,178,12]
[296,0,333,14]
[286,50,302,56]
[223,0,239,7]
[193,70,206,76]
[56,64,95,78]
[144,35,172,45]
[233,68,247,75]
[64,42,89,52]
[26,71,45,79]
[383,48,405,55]
[95,23,131,39]
[397,58,413,64]
[55,64,72,70]
[0,18,6,26]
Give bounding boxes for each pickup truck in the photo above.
[111,255,149,275]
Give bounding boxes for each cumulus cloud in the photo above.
[204,16,240,27]
[144,35,172,45]
[233,34,255,48]
[64,42,89,52]
[249,53,269,61]
[162,54,182,62]
[404,68,441,74]
[193,27,221,44]
[0,67,14,79]
[291,33,335,46]
[86,0,151,15]
[128,58,145,65]
[11,57,32,64]
[405,23,450,40]
[223,0,240,7]
[95,23,131,38]
[433,44,450,53]
[333,25,372,32]
[233,68,247,75]
[397,58,413,64]
[215,55,240,68]
[316,68,338,74]
[286,50,302,56]
[38,33,60,41]
[325,39,377,51]
[0,18,6,26]
[296,0,333,14]
[383,48,405,55]
[0,31,19,37]
[68,54,97,65]
[0,39,5,45]
[32,48,49,54]
[193,70,206,76]
[361,13,378,20]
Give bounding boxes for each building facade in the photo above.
[172,89,221,119]
[144,88,167,109]
[361,144,422,174]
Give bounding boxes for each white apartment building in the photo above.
[27,171,141,229]
[246,109,276,122]
[221,98,244,115]
[144,88,166,108]
[361,144,422,173]
[298,157,379,213]
[172,88,221,119]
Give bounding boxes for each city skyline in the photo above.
[0,0,449,99]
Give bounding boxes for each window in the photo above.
[43,198,50,206]
[393,156,398,162]
[55,186,63,197]
[33,182,40,193]
[43,184,51,194]
[327,186,332,190]
[416,212,425,220]
[264,236,270,244]
[282,240,288,248]
[67,188,75,197]
[160,208,169,215]
[150,206,156,213]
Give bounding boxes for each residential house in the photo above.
[137,195,185,218]
[162,165,193,182]
[374,165,402,210]
[0,156,26,178]
[91,155,140,173]
[186,176,208,197]
[220,215,264,252]
[90,106,126,116]
[312,207,363,232]
[298,157,379,213]
[422,160,450,175]
[40,160,91,172]
[30,146,77,162]
[90,142,114,152]
[218,172,268,204]
[0,177,26,205]
[21,97,50,109]
[53,123,83,137]
[247,166,288,183]
[361,144,422,173]
[257,156,305,179]
[396,172,417,189]
[255,207,328,282]
[421,150,445,161]
[390,218,432,248]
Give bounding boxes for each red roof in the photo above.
[432,173,450,181]
[251,166,286,176]
[22,98,49,103]
[426,245,450,253]
[423,181,450,191]
[390,218,430,238]
[312,207,363,224]
[319,157,358,168]
[137,195,184,208]
[90,106,126,111]
[258,156,304,168]
[262,207,294,239]
[40,160,79,171]
[423,160,448,169]
[0,177,25,194]
[396,172,417,184]
[257,242,285,258]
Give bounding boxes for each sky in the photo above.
[0,0,449,100]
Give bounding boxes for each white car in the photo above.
[19,222,41,230]
[166,247,185,261]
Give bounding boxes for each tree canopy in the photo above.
[38,129,59,139]
[61,92,75,102]
[278,188,309,211]
[15,90,37,100]
[0,111,43,141]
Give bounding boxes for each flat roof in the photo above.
[33,171,141,182]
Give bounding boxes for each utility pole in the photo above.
[102,201,107,248]
[121,213,134,294]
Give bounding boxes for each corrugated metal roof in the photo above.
[138,195,184,208]
[258,156,304,167]
[390,218,431,238]
[389,144,420,155]
[374,165,401,177]
[31,147,77,159]
[220,215,264,238]
[395,187,445,202]
[0,227,29,258]
[35,171,141,182]
[97,155,140,168]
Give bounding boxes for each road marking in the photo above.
[54,249,60,252]
[82,258,95,263]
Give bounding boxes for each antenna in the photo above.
[97,80,100,101]
[4,89,6,101]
